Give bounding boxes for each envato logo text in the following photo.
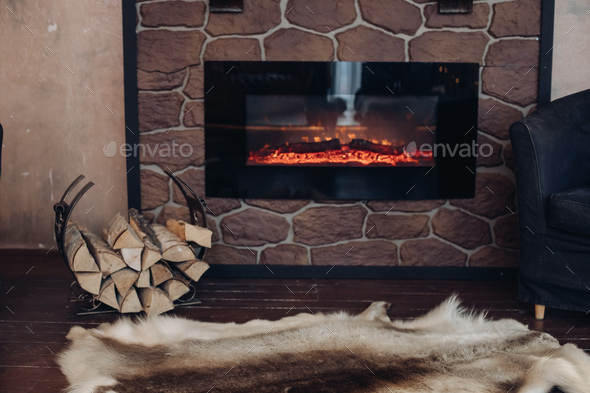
[404,141,493,158]
[103,141,193,158]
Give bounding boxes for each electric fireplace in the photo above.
[205,61,479,200]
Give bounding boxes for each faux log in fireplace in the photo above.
[205,61,479,200]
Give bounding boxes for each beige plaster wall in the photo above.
[0,0,128,249]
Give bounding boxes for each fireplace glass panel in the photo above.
[245,94,437,167]
[205,61,479,200]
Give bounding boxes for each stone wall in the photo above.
[136,0,540,267]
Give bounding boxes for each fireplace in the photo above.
[205,61,479,200]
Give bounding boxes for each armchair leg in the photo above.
[534,304,546,320]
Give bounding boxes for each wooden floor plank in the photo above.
[1,252,589,393]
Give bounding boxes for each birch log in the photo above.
[152,224,195,262]
[166,219,213,248]
[65,224,99,272]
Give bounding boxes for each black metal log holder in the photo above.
[53,171,209,315]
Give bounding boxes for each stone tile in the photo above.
[184,66,204,99]
[183,101,204,128]
[366,214,430,240]
[139,129,204,172]
[261,244,309,265]
[137,30,205,73]
[244,199,310,214]
[206,0,281,36]
[138,92,183,132]
[494,214,519,249]
[140,169,169,210]
[450,172,516,219]
[366,200,445,213]
[169,169,240,217]
[169,169,241,217]
[137,69,186,91]
[204,38,262,61]
[286,0,356,33]
[293,205,367,246]
[482,66,538,107]
[489,0,541,38]
[424,3,489,29]
[409,31,489,64]
[359,0,421,35]
[207,216,220,244]
[221,208,289,246]
[140,1,206,28]
[432,208,492,249]
[173,168,205,202]
[336,25,405,61]
[476,133,503,168]
[469,246,518,267]
[400,238,467,266]
[478,98,523,140]
[486,39,539,67]
[205,244,257,265]
[315,200,358,205]
[311,240,398,266]
[265,28,334,61]
[205,198,242,216]
[156,204,191,225]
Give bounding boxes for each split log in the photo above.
[166,219,213,248]
[120,248,143,271]
[275,139,341,154]
[173,259,210,282]
[111,267,139,295]
[65,224,99,272]
[103,213,144,249]
[136,269,151,288]
[74,272,102,295]
[348,139,404,156]
[160,279,190,302]
[150,262,173,287]
[128,209,161,248]
[118,287,143,314]
[128,209,162,270]
[138,287,174,316]
[98,277,120,311]
[165,219,185,240]
[141,247,162,271]
[81,229,126,277]
[152,224,195,262]
[160,269,191,301]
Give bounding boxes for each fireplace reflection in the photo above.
[245,93,437,167]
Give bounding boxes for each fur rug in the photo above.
[58,296,590,393]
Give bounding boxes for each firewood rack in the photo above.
[53,171,208,315]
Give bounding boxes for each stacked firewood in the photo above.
[64,209,211,316]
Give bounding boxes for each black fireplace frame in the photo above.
[205,61,479,200]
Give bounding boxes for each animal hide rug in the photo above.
[58,296,590,393]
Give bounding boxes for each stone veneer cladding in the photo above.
[136,0,540,267]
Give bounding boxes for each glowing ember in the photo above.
[248,139,433,166]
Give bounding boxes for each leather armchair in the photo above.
[510,89,590,319]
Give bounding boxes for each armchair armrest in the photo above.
[509,89,590,226]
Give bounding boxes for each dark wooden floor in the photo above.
[1,252,589,393]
